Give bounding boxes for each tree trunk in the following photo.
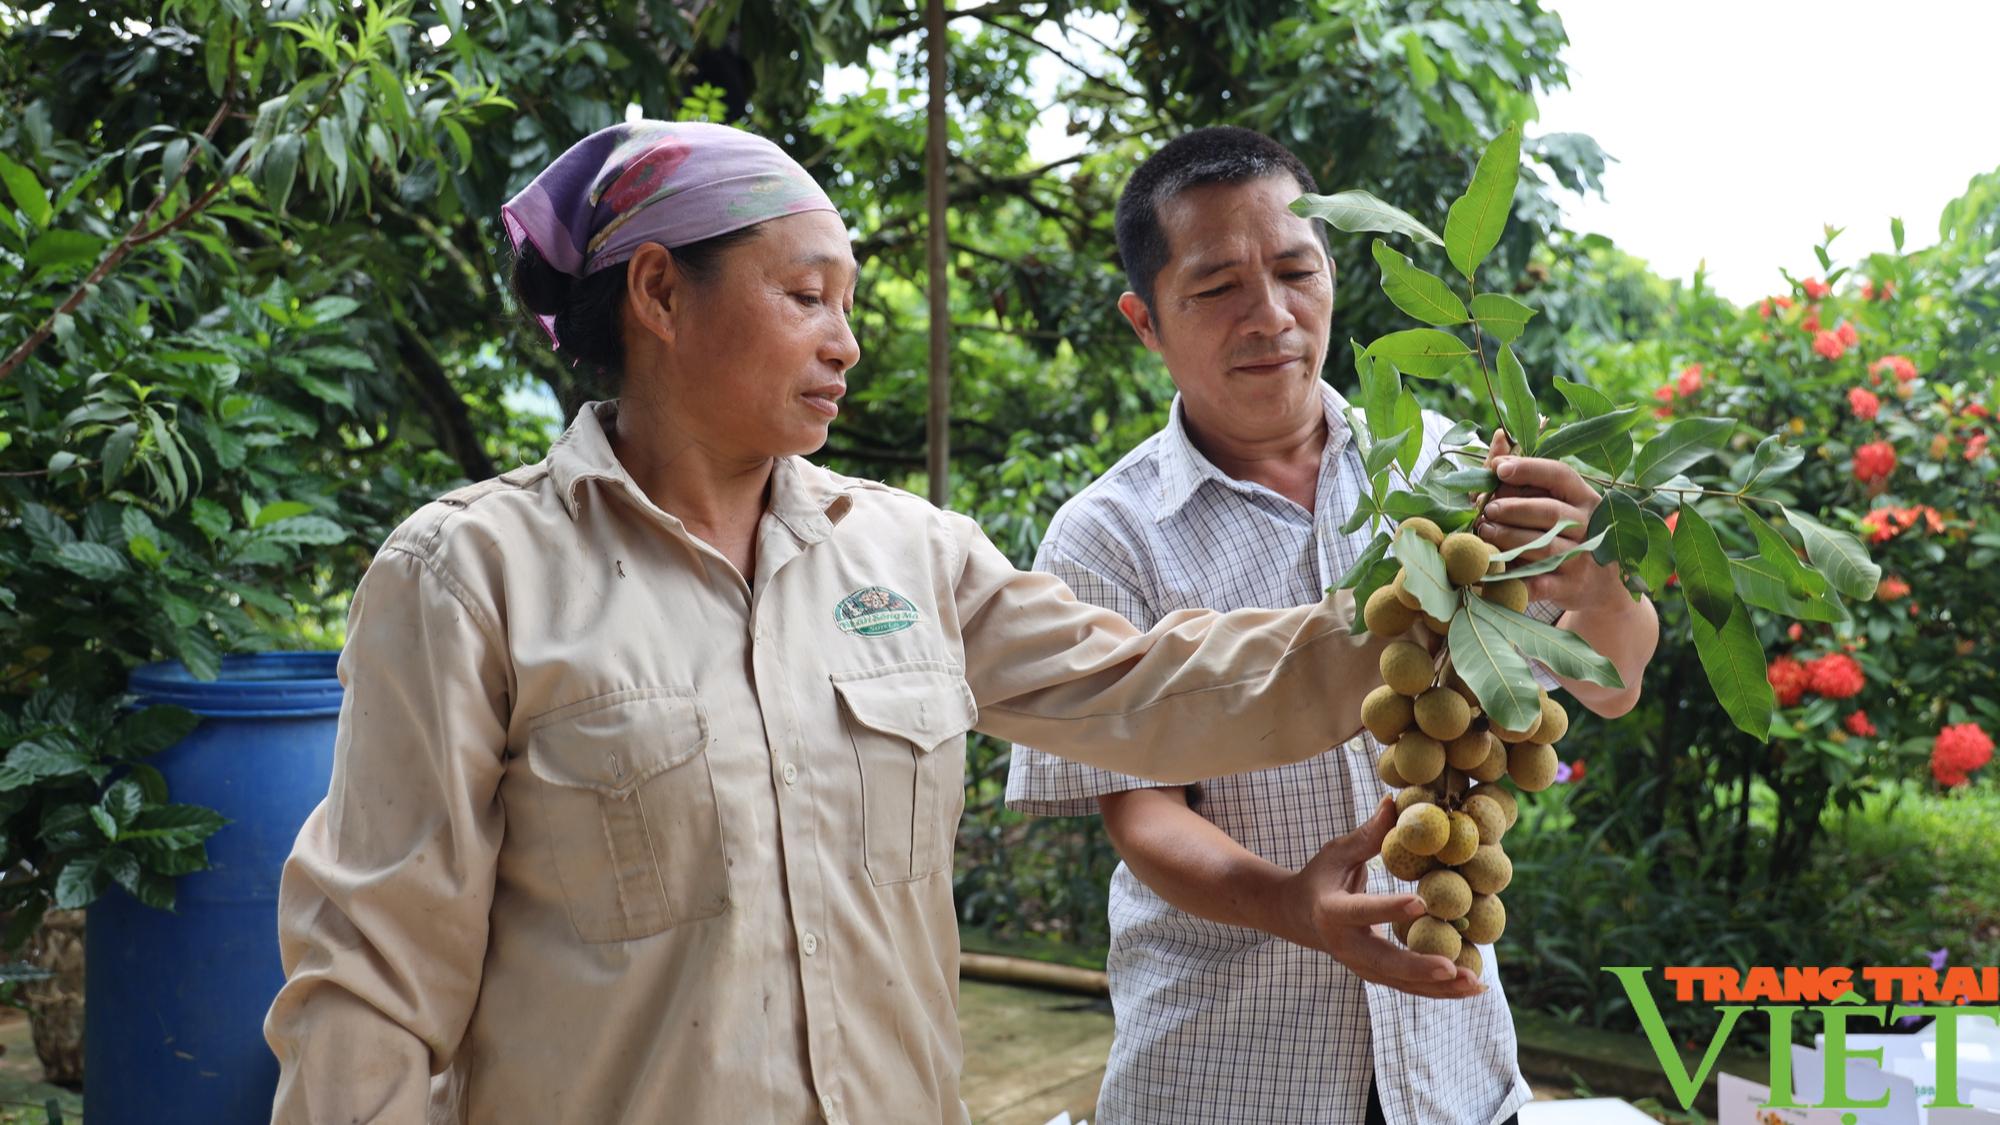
[924,0,951,508]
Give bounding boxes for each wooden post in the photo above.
[924,0,951,508]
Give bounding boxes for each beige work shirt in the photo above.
[266,401,1389,1124]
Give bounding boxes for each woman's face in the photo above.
[629,210,860,460]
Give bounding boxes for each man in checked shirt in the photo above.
[1005,127,1659,1124]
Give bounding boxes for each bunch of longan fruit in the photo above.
[1358,517,1571,976]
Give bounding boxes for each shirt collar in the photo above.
[1153,381,1356,522]
[548,400,852,542]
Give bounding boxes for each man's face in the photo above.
[1119,174,1335,442]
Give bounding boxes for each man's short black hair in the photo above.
[1115,126,1325,315]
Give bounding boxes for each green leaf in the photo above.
[1370,239,1467,325]
[1891,216,1905,252]
[1589,490,1649,569]
[115,706,199,758]
[297,344,373,371]
[1447,608,1541,732]
[89,806,120,843]
[1633,417,1735,489]
[3,740,93,783]
[1361,426,1413,478]
[104,778,148,828]
[131,838,209,877]
[1466,595,1623,689]
[1670,504,1734,631]
[1491,530,1607,579]
[1443,125,1521,281]
[261,134,303,214]
[1290,190,1442,246]
[1334,532,1391,592]
[1470,293,1536,344]
[251,500,313,528]
[1367,329,1474,379]
[53,541,128,581]
[255,516,347,546]
[1552,378,1613,417]
[1732,558,1848,623]
[1349,557,1406,630]
[124,804,229,850]
[53,855,111,911]
[173,630,223,682]
[1432,467,1498,493]
[1489,519,1579,563]
[25,229,106,273]
[437,0,464,33]
[1494,345,1540,456]
[1742,509,1826,598]
[1690,598,1774,741]
[1393,527,1458,621]
[0,152,51,228]
[101,423,138,489]
[1534,408,1642,465]
[1635,510,1674,593]
[305,295,362,322]
[1740,435,1805,491]
[1783,508,1881,601]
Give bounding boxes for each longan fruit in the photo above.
[1398,517,1445,547]
[1537,695,1571,744]
[1435,812,1480,865]
[1466,783,1518,829]
[1446,729,1494,772]
[1363,685,1415,743]
[1391,569,1422,611]
[1392,733,1446,786]
[1508,742,1560,792]
[1365,584,1419,635]
[1380,829,1437,882]
[1491,709,1543,744]
[1463,894,1506,944]
[1442,532,1495,587]
[1380,641,1435,696]
[1393,786,1437,816]
[1462,794,1508,845]
[1377,747,1410,789]
[1414,688,1473,741]
[1397,803,1450,856]
[1418,868,1472,921]
[1483,578,1530,613]
[1455,943,1484,977]
[1408,915,1462,959]
[1460,845,1514,895]
[1469,739,1510,783]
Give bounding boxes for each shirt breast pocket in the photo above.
[831,664,978,885]
[525,688,728,943]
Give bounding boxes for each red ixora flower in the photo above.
[1877,575,1911,600]
[1813,330,1848,360]
[1836,322,1859,348]
[1870,355,1918,384]
[1803,278,1831,300]
[1787,623,1805,641]
[1853,441,1897,484]
[1803,307,1823,334]
[1968,433,1991,461]
[1845,711,1878,738]
[1768,656,1810,708]
[1569,760,1587,782]
[1677,364,1704,396]
[1966,403,1991,420]
[1932,723,1995,787]
[1806,653,1865,700]
[1849,386,1881,421]
[1862,279,1894,301]
[1653,384,1678,403]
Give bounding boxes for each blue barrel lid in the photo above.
[129,651,344,718]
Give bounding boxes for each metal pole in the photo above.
[924,0,951,508]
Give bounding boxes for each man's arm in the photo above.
[1097,786,1483,999]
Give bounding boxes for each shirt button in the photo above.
[801,931,818,956]
[820,1094,837,1120]
[781,762,799,786]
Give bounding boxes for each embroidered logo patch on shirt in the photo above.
[834,586,920,637]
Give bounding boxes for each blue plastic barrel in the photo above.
[87,651,342,1124]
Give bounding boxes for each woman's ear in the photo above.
[624,242,678,349]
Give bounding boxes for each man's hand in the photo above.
[1278,796,1483,1000]
[1475,430,1626,613]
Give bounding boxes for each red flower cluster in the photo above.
[1876,575,1911,600]
[1652,365,1706,418]
[1802,278,1831,300]
[1932,723,1995,787]
[1813,330,1848,360]
[1853,441,1898,484]
[1677,364,1704,396]
[1806,653,1865,700]
[1768,656,1810,707]
[1803,307,1823,334]
[1860,504,1944,544]
[1968,403,1991,420]
[1769,653,1867,708]
[1849,386,1881,420]
[1969,433,1991,461]
[1869,355,1918,384]
[1844,711,1877,738]
[1861,279,1895,301]
[1758,295,1796,318]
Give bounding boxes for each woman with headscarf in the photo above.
[264,122,1429,1124]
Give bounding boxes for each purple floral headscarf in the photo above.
[501,120,838,342]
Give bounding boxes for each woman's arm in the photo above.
[264,546,509,1123]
